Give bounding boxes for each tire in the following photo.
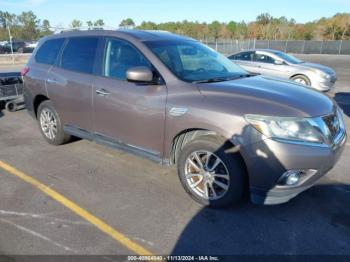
[177,135,245,207]
[17,47,24,53]
[5,101,17,112]
[291,75,311,86]
[37,100,71,145]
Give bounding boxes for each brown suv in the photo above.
[23,29,347,207]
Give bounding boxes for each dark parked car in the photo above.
[23,30,347,207]
[7,41,26,53]
[0,45,7,54]
[2,41,34,53]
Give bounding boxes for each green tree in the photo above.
[208,20,221,39]
[0,11,17,28]
[256,13,272,25]
[86,20,93,27]
[70,19,83,28]
[40,19,52,36]
[236,21,248,39]
[227,21,237,38]
[17,11,40,40]
[1,9,350,42]
[137,21,157,30]
[119,18,135,29]
[94,19,105,27]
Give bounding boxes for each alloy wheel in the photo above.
[40,108,58,140]
[293,77,307,85]
[184,150,230,200]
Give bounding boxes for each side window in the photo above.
[241,52,254,61]
[228,52,253,61]
[228,54,236,60]
[35,38,65,65]
[61,37,99,74]
[104,39,151,80]
[254,53,275,64]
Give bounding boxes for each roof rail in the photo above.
[54,26,117,34]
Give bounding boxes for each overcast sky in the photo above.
[1,0,349,27]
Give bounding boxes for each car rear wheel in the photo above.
[177,135,245,207]
[37,100,71,145]
[291,75,311,86]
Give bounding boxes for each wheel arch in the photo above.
[170,128,250,194]
[169,128,247,170]
[33,94,49,117]
[289,73,311,82]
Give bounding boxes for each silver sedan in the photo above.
[228,49,336,92]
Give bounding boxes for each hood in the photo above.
[197,75,335,118]
[298,62,335,75]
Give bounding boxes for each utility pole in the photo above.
[5,18,15,65]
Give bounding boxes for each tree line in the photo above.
[0,10,349,41]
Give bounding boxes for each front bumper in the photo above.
[240,130,346,205]
[312,75,337,92]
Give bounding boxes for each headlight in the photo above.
[245,114,325,144]
[312,69,330,79]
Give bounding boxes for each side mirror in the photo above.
[274,59,284,65]
[126,66,153,83]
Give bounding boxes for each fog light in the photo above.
[278,169,318,187]
[278,170,301,186]
[286,171,300,185]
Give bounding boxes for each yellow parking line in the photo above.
[0,160,153,256]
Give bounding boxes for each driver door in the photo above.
[253,52,290,78]
[93,38,167,160]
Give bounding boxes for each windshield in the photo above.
[145,40,247,82]
[274,51,303,64]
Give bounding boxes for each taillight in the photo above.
[21,67,30,77]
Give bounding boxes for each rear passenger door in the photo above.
[46,36,99,135]
[25,38,65,111]
[92,38,167,161]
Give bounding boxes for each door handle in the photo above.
[96,89,110,96]
[47,78,59,84]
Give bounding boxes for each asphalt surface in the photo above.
[0,54,349,257]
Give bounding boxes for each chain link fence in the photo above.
[203,39,350,55]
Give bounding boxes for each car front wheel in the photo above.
[177,135,245,207]
[291,75,311,86]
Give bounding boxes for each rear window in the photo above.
[60,37,99,74]
[35,38,65,65]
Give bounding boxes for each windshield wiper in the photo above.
[192,73,257,84]
[192,77,231,83]
[232,73,257,79]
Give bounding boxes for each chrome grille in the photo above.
[330,75,336,83]
[323,112,340,139]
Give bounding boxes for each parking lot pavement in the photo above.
[0,108,349,256]
[0,54,350,256]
